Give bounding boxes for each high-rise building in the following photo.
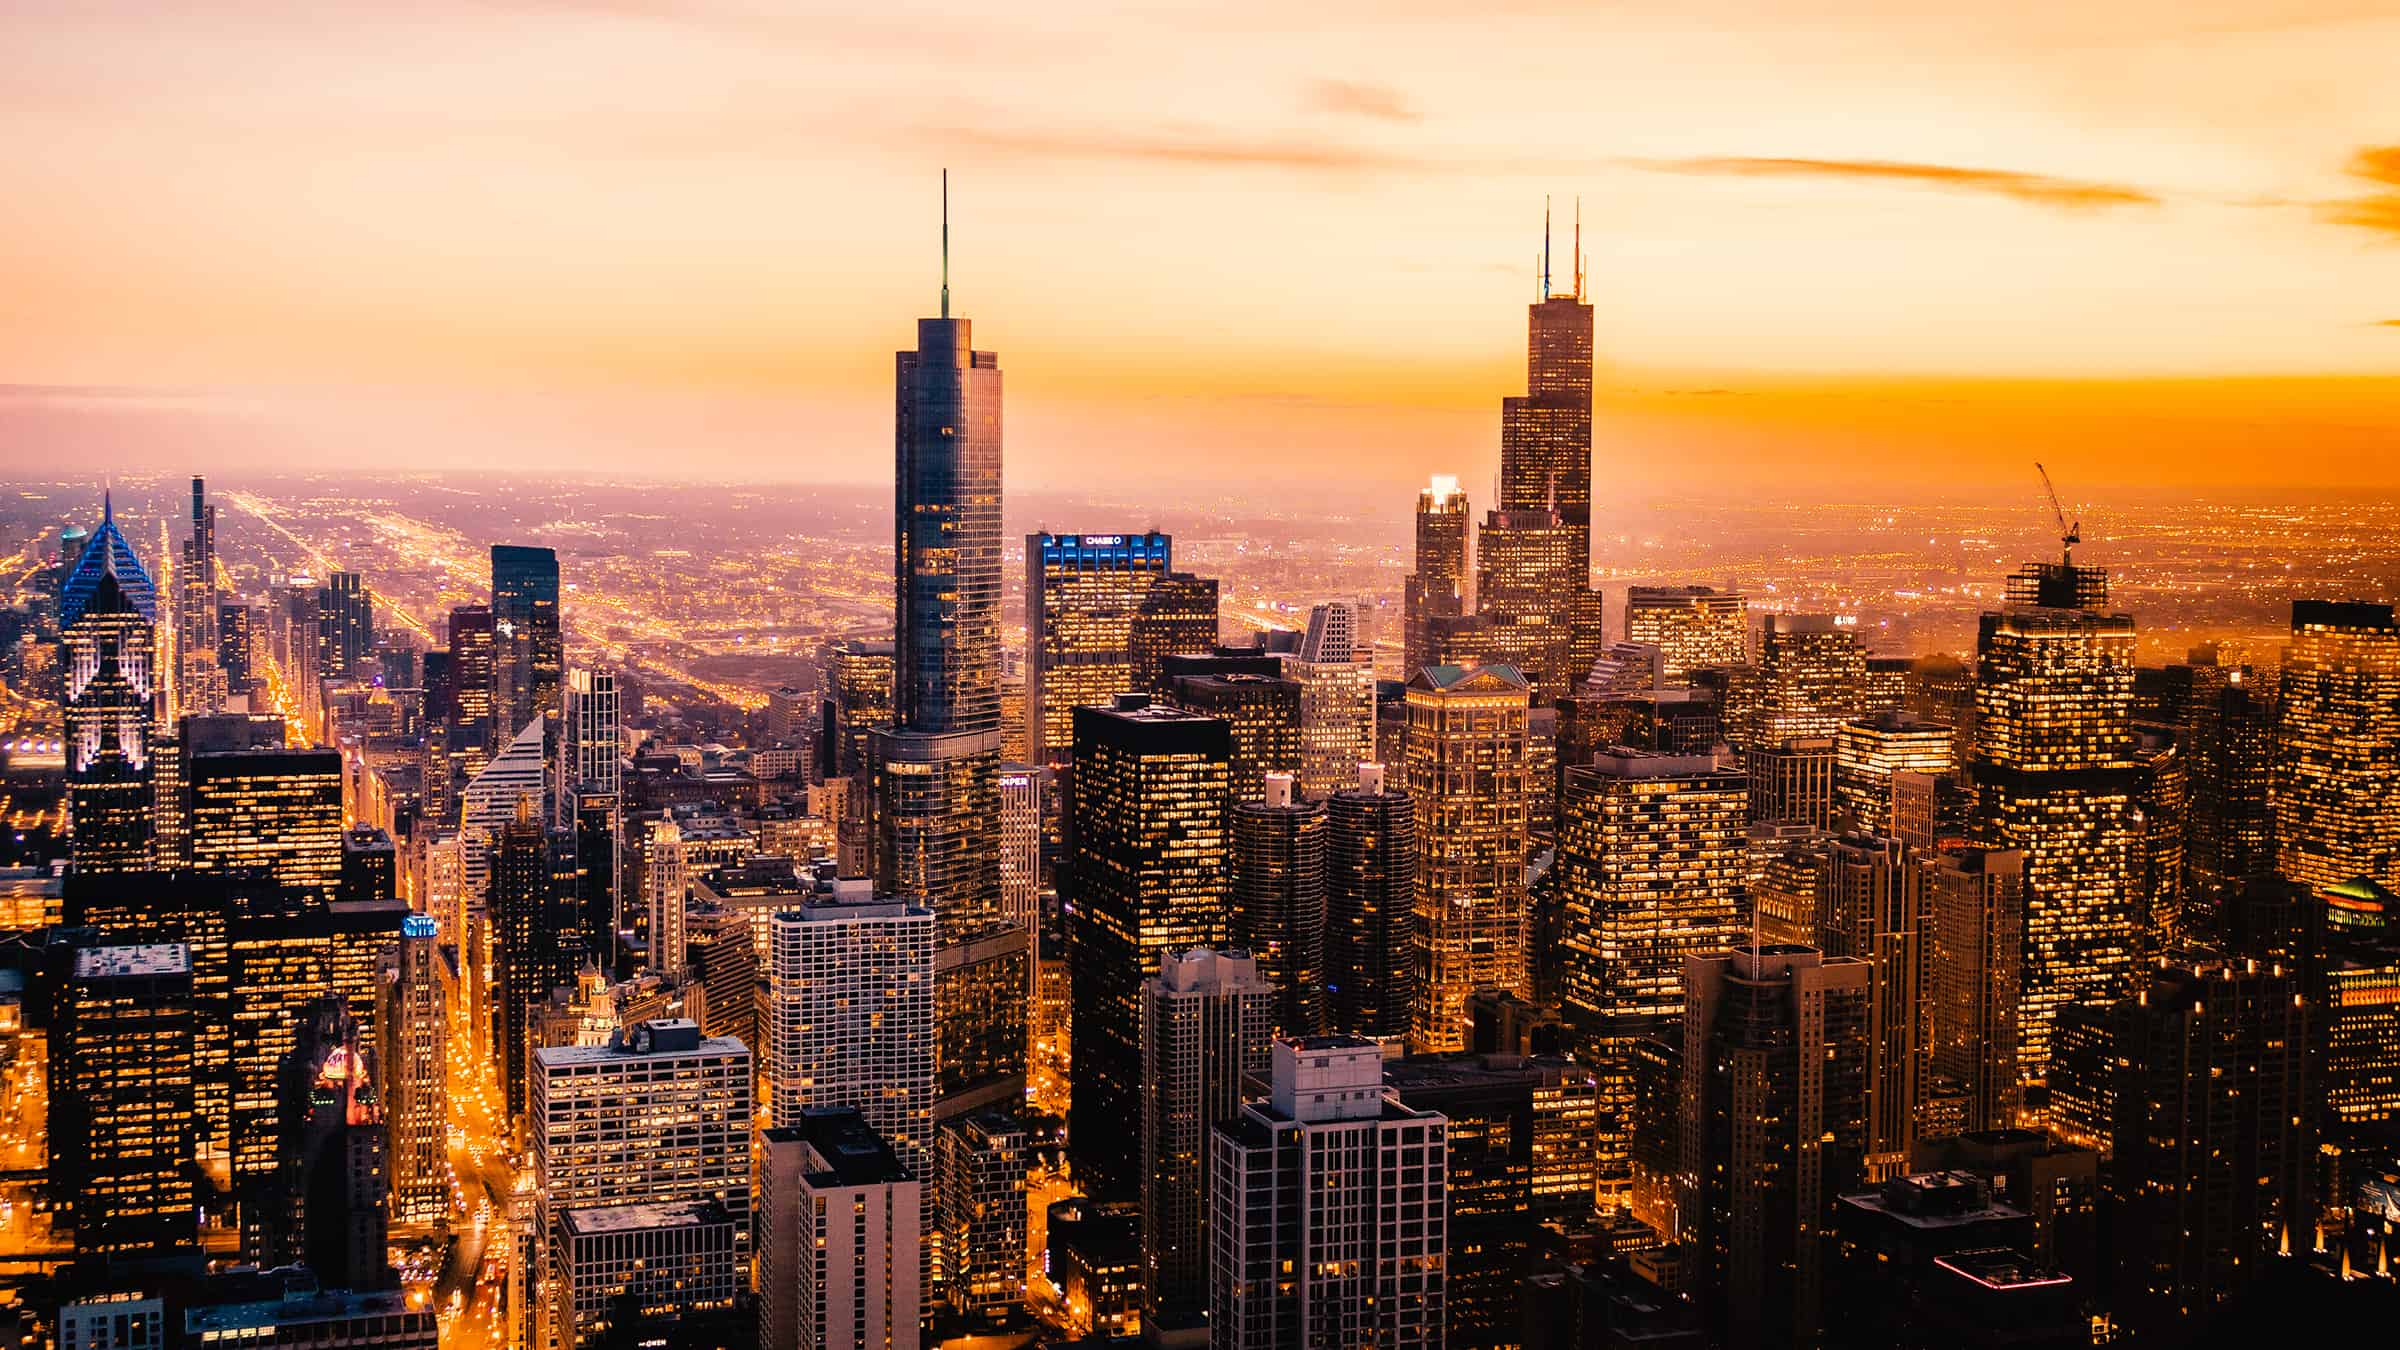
[765,885,936,1178]
[1231,773,1328,1036]
[549,1200,739,1350]
[1167,671,1301,797]
[1810,835,1923,1180]
[1140,949,1273,1329]
[1971,601,2140,1101]
[267,998,391,1290]
[825,638,895,778]
[219,598,257,692]
[183,741,344,904]
[53,942,197,1258]
[758,1108,923,1350]
[1835,711,1955,837]
[997,761,1040,931]
[935,1107,1028,1319]
[380,913,447,1230]
[1326,762,1417,1039]
[1405,476,1471,681]
[1065,695,1231,1200]
[63,499,159,874]
[568,787,620,970]
[1208,1036,1449,1350]
[1477,504,1584,699]
[317,571,373,678]
[1406,663,1532,1052]
[492,801,580,1124]
[1624,586,1748,678]
[458,715,547,902]
[1555,749,1745,1203]
[2323,935,2400,1131]
[1384,1052,1600,1349]
[1919,849,2026,1134]
[558,666,619,817]
[2132,722,2187,950]
[1127,571,1220,695]
[1294,600,1376,797]
[2274,599,2400,893]
[443,603,496,795]
[1025,530,1173,764]
[1681,944,1871,1350]
[638,814,689,974]
[1751,614,1863,746]
[490,544,562,749]
[2183,677,2277,939]
[1745,735,1837,829]
[2108,957,2310,1337]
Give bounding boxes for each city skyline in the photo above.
[5,5,2400,496]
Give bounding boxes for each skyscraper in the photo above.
[490,544,562,749]
[491,800,580,1125]
[1128,571,1221,694]
[1293,599,1376,798]
[935,1108,1029,1319]
[1555,749,1746,1203]
[1231,772,1328,1036]
[180,475,225,714]
[1025,530,1173,764]
[2274,599,2400,893]
[1972,599,2140,1102]
[825,638,895,778]
[1809,834,1924,1180]
[1752,613,1864,746]
[1326,762,1417,1039]
[268,997,390,1290]
[759,1108,923,1350]
[184,742,345,905]
[1920,848,2026,1134]
[444,603,496,793]
[317,571,372,678]
[53,942,197,1258]
[63,498,159,874]
[1406,663,1531,1052]
[1140,949,1273,1330]
[1835,710,1955,836]
[1065,695,1231,1200]
[381,913,448,1230]
[557,666,619,817]
[1404,476,1471,681]
[2183,676,2276,939]
[1624,585,1749,677]
[1681,944,1871,1350]
[1208,1037,1449,1350]
[1166,670,1301,797]
[997,761,1040,931]
[765,885,936,1179]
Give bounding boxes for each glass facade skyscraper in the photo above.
[1026,530,1172,766]
[490,544,561,747]
[1405,663,1532,1052]
[2274,599,2400,893]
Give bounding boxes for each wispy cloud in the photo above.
[942,125,1437,175]
[2379,319,2400,328]
[1625,155,2161,210]
[2322,146,2400,238]
[1303,78,1419,123]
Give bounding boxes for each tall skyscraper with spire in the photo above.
[875,173,1027,1117]
[178,475,227,715]
[63,493,160,874]
[1476,201,1600,699]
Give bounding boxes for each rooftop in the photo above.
[560,1199,729,1235]
[74,942,190,979]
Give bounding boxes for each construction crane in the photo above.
[2034,461,2079,567]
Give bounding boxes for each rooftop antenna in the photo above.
[1541,196,1552,301]
[1573,195,1584,301]
[940,168,950,319]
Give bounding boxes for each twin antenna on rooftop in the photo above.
[1538,196,1587,303]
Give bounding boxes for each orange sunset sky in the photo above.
[3,1,2398,500]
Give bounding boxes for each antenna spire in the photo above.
[940,168,950,319]
[1573,195,1584,301]
[1541,196,1552,301]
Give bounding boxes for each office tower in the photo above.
[1811,835,1923,1180]
[2108,957,2310,1336]
[569,787,620,969]
[1972,601,2140,1100]
[766,886,936,1177]
[53,942,197,1257]
[381,913,447,1229]
[759,1108,923,1350]
[765,681,811,746]
[1405,476,1472,680]
[441,603,496,797]
[1326,762,1417,1039]
[317,571,372,678]
[219,599,257,690]
[825,639,895,778]
[185,743,345,904]
[1405,663,1534,1053]
[998,762,1040,931]
[491,544,562,747]
[532,1020,752,1349]
[1835,710,1954,836]
[549,1200,738,1349]
[1140,949,1273,1329]
[1385,1053,1601,1349]
[492,801,580,1124]
[63,501,159,874]
[1745,736,1837,828]
[1556,750,1745,1203]
[1128,571,1220,695]
[1624,585,1749,678]
[1681,945,1871,1350]
[1290,600,1373,789]
[1752,614,1863,746]
[181,476,219,652]
[267,998,390,1290]
[1208,1037,1450,1350]
[2323,936,2400,1131]
[1230,773,1328,1036]
[1920,849,2026,1133]
[936,1108,1028,1319]
[337,828,394,911]
[1167,670,1301,796]
[1477,503,1583,699]
[459,715,546,900]
[1828,1172,2050,1350]
[2184,677,2276,938]
[639,814,688,973]
[1025,530,1174,764]
[2132,722,2187,949]
[2275,600,2400,892]
[1066,696,1231,1200]
[558,666,619,816]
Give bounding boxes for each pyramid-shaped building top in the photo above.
[60,493,157,629]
